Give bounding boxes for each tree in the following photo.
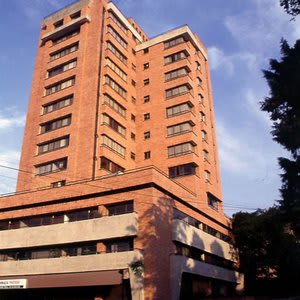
[261,39,300,238]
[232,208,300,295]
[280,0,300,17]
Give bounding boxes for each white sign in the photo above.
[0,279,27,289]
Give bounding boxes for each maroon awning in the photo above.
[0,270,123,289]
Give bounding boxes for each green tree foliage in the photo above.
[280,0,300,17]
[261,39,300,238]
[232,208,300,295]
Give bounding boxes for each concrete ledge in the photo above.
[0,213,138,250]
[172,219,237,261]
[0,250,143,276]
[41,15,90,43]
[170,255,244,300]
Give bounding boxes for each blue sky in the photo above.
[0,0,299,215]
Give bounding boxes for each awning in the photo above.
[0,270,123,289]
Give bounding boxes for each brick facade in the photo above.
[0,1,243,299]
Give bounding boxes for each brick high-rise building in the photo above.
[0,1,243,299]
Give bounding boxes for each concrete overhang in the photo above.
[136,25,208,60]
[41,15,90,44]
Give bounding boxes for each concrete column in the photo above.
[129,269,144,300]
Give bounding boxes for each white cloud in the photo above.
[0,150,20,195]
[216,117,278,181]
[208,47,234,75]
[243,89,271,127]
[208,47,258,76]
[0,150,20,167]
[0,112,25,129]
[22,0,71,20]
[224,0,300,61]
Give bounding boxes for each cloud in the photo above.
[0,150,20,195]
[21,0,72,21]
[208,47,257,75]
[224,0,300,62]
[0,150,20,168]
[0,111,25,129]
[243,89,271,127]
[216,117,279,181]
[208,47,234,75]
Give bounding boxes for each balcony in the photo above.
[0,250,143,277]
[170,255,244,299]
[172,219,237,262]
[41,15,90,44]
[0,213,138,250]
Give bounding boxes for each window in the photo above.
[45,77,75,96]
[198,93,204,103]
[107,25,127,49]
[0,208,99,231]
[196,61,201,71]
[105,58,127,81]
[165,67,189,81]
[143,95,150,103]
[169,163,196,178]
[131,96,136,104]
[130,152,136,160]
[131,63,136,71]
[167,122,193,136]
[131,132,136,140]
[164,36,185,49]
[143,78,149,85]
[105,238,133,253]
[201,130,207,141]
[36,157,67,175]
[168,142,195,158]
[166,102,193,117]
[204,170,211,182]
[52,29,79,45]
[43,95,73,114]
[144,151,151,159]
[106,201,133,216]
[40,115,71,134]
[200,111,206,122]
[166,84,191,99]
[207,193,220,210]
[164,50,188,65]
[107,41,127,64]
[105,75,127,99]
[144,48,149,54]
[38,136,69,154]
[50,43,79,61]
[144,131,150,139]
[144,113,150,120]
[143,62,149,69]
[131,114,136,122]
[132,34,137,43]
[203,150,209,161]
[47,59,77,78]
[131,79,136,86]
[100,157,124,173]
[132,49,136,55]
[103,94,126,118]
[70,11,81,19]
[108,11,127,34]
[197,77,202,87]
[54,19,63,28]
[102,135,125,157]
[102,114,126,136]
